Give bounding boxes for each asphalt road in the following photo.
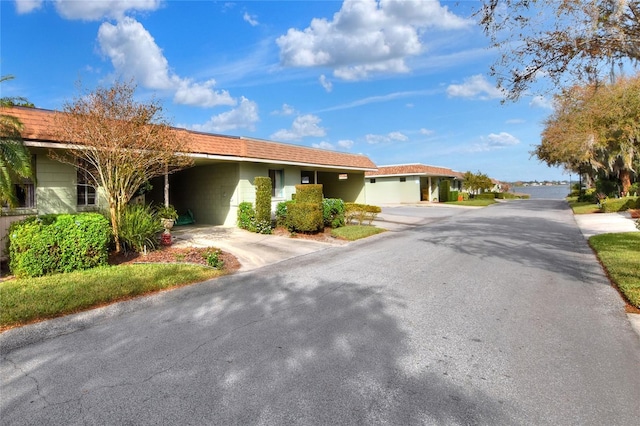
[2,200,639,425]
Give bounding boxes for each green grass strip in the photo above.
[568,200,601,214]
[0,264,223,329]
[589,232,640,308]
[331,225,385,241]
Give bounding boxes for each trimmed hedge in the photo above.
[345,203,381,225]
[287,202,323,233]
[475,192,497,200]
[254,176,272,227]
[600,197,640,213]
[9,213,111,278]
[439,180,451,202]
[295,184,323,203]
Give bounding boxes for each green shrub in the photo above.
[237,202,256,232]
[439,180,451,203]
[461,192,470,201]
[118,203,163,253]
[345,203,381,225]
[322,198,345,228]
[275,200,293,228]
[287,202,323,233]
[628,182,640,197]
[600,197,639,213]
[9,213,111,278]
[476,192,496,200]
[154,204,178,220]
[295,184,323,203]
[449,190,459,201]
[203,248,224,269]
[254,176,272,224]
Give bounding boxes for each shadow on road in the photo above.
[2,268,509,424]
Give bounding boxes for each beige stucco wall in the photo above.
[318,171,366,203]
[166,163,239,226]
[365,175,421,205]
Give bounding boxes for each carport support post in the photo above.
[164,164,169,207]
[428,177,432,202]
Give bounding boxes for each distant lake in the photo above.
[513,184,570,200]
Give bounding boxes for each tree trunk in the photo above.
[109,203,121,253]
[620,169,631,196]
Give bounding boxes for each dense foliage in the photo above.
[118,203,163,253]
[237,201,256,232]
[322,198,345,228]
[9,213,111,278]
[536,76,640,195]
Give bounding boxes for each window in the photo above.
[269,169,284,197]
[12,183,35,208]
[400,177,406,182]
[369,178,376,184]
[77,165,97,206]
[3,155,36,209]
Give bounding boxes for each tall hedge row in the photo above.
[8,213,111,278]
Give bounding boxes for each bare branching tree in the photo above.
[53,81,193,252]
[478,0,640,100]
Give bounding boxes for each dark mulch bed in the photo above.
[108,246,241,272]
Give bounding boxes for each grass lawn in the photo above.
[568,199,601,214]
[444,199,496,207]
[0,263,224,330]
[331,225,385,241]
[589,233,640,308]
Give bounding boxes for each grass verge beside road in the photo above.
[332,225,385,241]
[444,199,496,207]
[0,263,224,330]
[568,199,601,214]
[589,233,640,309]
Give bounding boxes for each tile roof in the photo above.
[366,164,461,178]
[2,106,377,171]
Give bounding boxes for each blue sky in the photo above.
[1,0,567,182]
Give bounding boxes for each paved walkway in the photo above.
[573,210,638,238]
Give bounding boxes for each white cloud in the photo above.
[276,0,470,80]
[319,74,333,92]
[271,114,326,141]
[468,132,520,152]
[312,139,354,151]
[529,95,553,110]
[15,0,42,14]
[54,0,162,21]
[337,139,354,149]
[446,74,504,100]
[243,12,258,26]
[312,141,335,150]
[173,79,235,107]
[420,128,434,135]
[98,17,236,108]
[271,104,296,116]
[191,97,259,133]
[98,17,174,89]
[506,118,525,124]
[485,132,519,147]
[365,131,408,144]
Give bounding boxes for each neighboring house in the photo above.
[364,164,463,204]
[0,106,377,257]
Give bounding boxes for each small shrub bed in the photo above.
[345,203,381,225]
[8,213,111,278]
[600,197,639,213]
[322,198,345,228]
